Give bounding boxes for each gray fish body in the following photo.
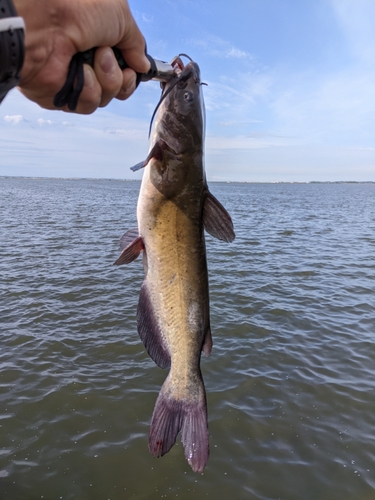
[115,60,235,472]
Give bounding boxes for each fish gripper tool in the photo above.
[53,47,175,111]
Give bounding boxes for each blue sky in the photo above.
[1,0,374,182]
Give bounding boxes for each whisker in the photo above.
[148,70,193,138]
[177,53,194,62]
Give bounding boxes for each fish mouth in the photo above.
[170,56,185,77]
[161,54,199,92]
[170,54,193,77]
[173,55,200,83]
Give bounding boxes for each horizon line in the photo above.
[1,175,374,184]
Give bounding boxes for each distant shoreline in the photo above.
[1,176,374,184]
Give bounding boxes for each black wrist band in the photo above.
[0,0,25,104]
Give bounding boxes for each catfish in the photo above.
[115,56,235,472]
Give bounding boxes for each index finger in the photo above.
[115,14,150,74]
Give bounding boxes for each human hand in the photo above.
[13,0,150,113]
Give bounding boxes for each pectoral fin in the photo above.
[130,139,166,172]
[119,228,139,250]
[113,230,144,266]
[203,191,235,242]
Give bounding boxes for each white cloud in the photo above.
[268,62,375,147]
[206,133,293,151]
[189,34,253,61]
[0,91,151,179]
[219,120,262,126]
[37,118,53,126]
[132,10,154,25]
[4,114,23,125]
[152,39,168,55]
[225,47,248,59]
[141,13,153,24]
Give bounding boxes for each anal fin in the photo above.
[137,282,171,369]
[202,327,212,357]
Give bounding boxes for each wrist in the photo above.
[0,0,25,102]
[12,0,58,86]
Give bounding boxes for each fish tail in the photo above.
[148,374,209,473]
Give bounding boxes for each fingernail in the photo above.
[100,50,116,75]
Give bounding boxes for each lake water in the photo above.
[0,177,375,500]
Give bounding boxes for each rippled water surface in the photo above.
[1,178,375,500]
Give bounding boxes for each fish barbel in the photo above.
[114,56,235,472]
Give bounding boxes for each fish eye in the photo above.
[184,91,193,102]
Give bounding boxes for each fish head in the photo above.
[164,60,203,127]
[146,57,206,198]
[152,58,205,155]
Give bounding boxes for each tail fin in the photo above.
[148,374,209,473]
